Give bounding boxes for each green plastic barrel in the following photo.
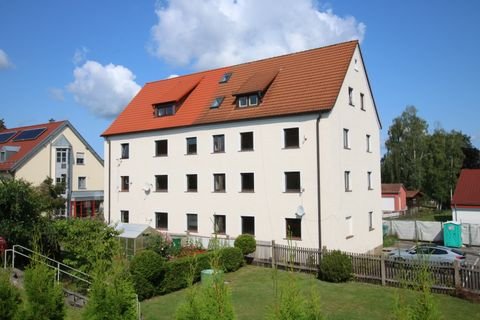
[172,238,182,249]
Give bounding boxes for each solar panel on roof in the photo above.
[0,131,17,143]
[12,128,47,142]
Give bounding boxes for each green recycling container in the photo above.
[172,238,182,249]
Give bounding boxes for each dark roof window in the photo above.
[0,131,17,143]
[155,103,175,117]
[219,72,232,83]
[210,96,225,109]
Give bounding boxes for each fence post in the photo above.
[271,240,276,269]
[12,247,15,270]
[380,255,386,286]
[453,260,461,289]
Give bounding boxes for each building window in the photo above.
[155,175,168,192]
[155,103,175,117]
[187,214,198,233]
[241,173,254,192]
[285,172,301,192]
[366,134,371,152]
[241,216,255,235]
[186,137,197,155]
[121,143,129,159]
[214,215,226,234]
[367,171,373,190]
[344,171,351,192]
[343,129,350,149]
[368,211,373,231]
[76,152,85,165]
[346,216,353,238]
[286,218,301,239]
[56,148,68,163]
[120,176,129,191]
[78,176,86,190]
[237,94,259,108]
[121,210,129,223]
[240,132,254,151]
[186,174,198,192]
[155,140,168,156]
[284,128,299,148]
[155,212,168,230]
[213,173,226,192]
[210,96,225,109]
[219,72,232,83]
[360,93,365,110]
[0,151,5,163]
[348,87,354,106]
[213,134,225,153]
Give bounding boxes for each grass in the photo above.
[383,235,398,247]
[391,208,452,222]
[141,265,480,320]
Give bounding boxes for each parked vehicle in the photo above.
[388,244,466,265]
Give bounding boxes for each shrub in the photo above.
[318,250,352,283]
[160,253,212,294]
[145,232,175,258]
[0,269,21,320]
[130,250,165,300]
[234,234,256,255]
[219,247,243,272]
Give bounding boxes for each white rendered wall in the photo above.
[453,208,480,224]
[105,114,320,248]
[317,46,383,253]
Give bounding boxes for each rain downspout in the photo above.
[316,113,322,251]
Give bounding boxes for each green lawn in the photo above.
[141,265,480,320]
[391,208,452,222]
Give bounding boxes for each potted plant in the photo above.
[234,234,256,264]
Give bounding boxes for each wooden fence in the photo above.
[253,241,480,294]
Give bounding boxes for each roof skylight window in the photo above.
[219,72,232,84]
[210,96,225,109]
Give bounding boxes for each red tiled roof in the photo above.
[452,169,480,207]
[381,183,405,194]
[103,40,359,136]
[406,190,423,198]
[0,121,66,171]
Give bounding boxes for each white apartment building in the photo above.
[103,41,382,253]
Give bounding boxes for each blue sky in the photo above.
[1,0,479,156]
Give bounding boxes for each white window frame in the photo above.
[344,171,351,192]
[343,129,350,149]
[366,134,371,152]
[367,171,372,190]
[78,176,86,190]
[346,216,353,238]
[368,211,373,231]
[76,152,85,165]
[348,87,354,106]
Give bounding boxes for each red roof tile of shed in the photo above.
[452,169,480,207]
[381,183,405,194]
[0,121,65,171]
[103,40,359,137]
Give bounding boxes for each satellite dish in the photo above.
[142,183,151,193]
[296,205,305,217]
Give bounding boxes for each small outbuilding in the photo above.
[451,169,480,224]
[382,183,407,217]
[115,223,156,257]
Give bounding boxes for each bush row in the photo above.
[131,247,244,300]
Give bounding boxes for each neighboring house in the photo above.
[102,40,382,253]
[406,189,423,215]
[0,120,104,217]
[381,183,407,217]
[451,169,480,224]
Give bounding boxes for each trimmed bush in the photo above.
[160,253,212,295]
[318,250,352,283]
[130,250,165,300]
[234,234,256,255]
[219,247,243,272]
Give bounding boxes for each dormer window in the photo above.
[155,103,175,117]
[219,72,232,83]
[210,96,225,109]
[237,94,259,108]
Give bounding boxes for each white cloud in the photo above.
[167,74,179,79]
[0,49,13,69]
[72,47,89,65]
[48,88,65,101]
[150,0,365,70]
[68,60,141,118]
